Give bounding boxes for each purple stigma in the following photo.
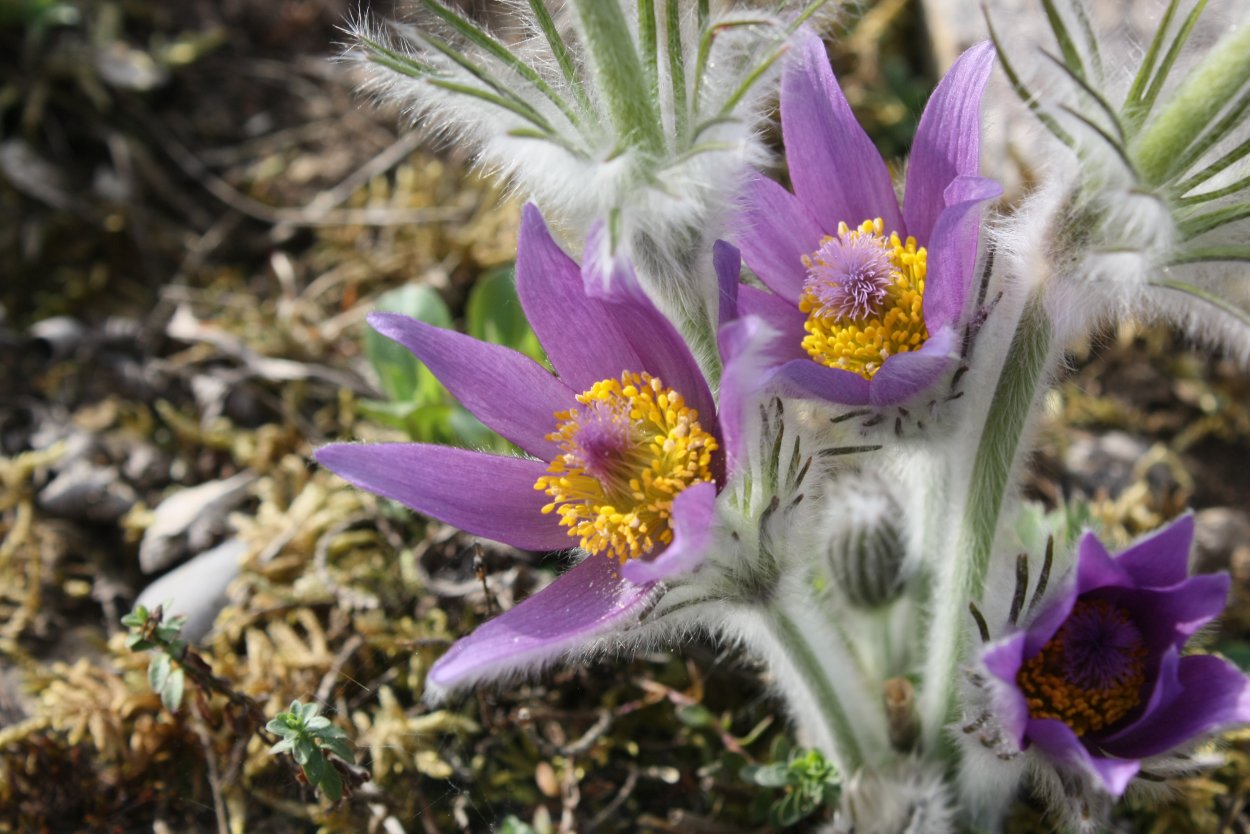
[804,228,896,320]
[1060,600,1146,691]
[568,400,637,483]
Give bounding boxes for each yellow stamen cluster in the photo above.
[799,218,929,380]
[534,372,717,563]
[1016,600,1148,736]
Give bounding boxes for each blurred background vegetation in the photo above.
[1,1,1248,832]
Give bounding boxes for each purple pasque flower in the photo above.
[317,204,741,694]
[983,515,1250,795]
[733,30,1001,407]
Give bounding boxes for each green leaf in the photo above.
[1135,0,1209,129]
[497,817,539,834]
[301,747,324,781]
[464,267,545,362]
[573,0,664,152]
[148,653,170,693]
[771,790,807,827]
[984,9,1074,147]
[1124,0,1183,114]
[318,737,355,763]
[314,724,348,739]
[318,761,344,802]
[1040,0,1087,80]
[294,739,316,767]
[1218,640,1250,670]
[364,285,452,404]
[161,668,185,711]
[402,402,500,449]
[305,715,331,731]
[356,398,421,432]
[666,0,688,141]
[676,703,715,728]
[418,0,582,128]
[526,0,591,113]
[741,762,792,788]
[268,738,295,755]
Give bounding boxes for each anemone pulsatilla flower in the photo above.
[983,515,1250,795]
[317,205,743,693]
[733,30,1001,407]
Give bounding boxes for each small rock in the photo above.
[38,458,137,523]
[1062,430,1149,497]
[1194,508,1250,578]
[139,471,255,573]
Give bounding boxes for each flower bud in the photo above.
[823,474,907,608]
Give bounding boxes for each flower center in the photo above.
[799,218,928,380]
[1016,599,1148,736]
[534,371,717,563]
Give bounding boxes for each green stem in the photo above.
[766,606,864,772]
[1132,20,1250,185]
[572,0,663,154]
[918,296,1053,753]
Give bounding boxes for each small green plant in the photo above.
[741,744,841,828]
[360,269,545,450]
[121,602,188,711]
[267,700,356,802]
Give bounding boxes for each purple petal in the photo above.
[772,359,872,406]
[714,239,742,329]
[735,172,824,303]
[427,554,655,693]
[1118,572,1231,653]
[581,223,718,433]
[1026,718,1141,796]
[921,176,1002,330]
[983,633,1030,745]
[1100,653,1250,759]
[315,443,570,552]
[783,30,903,233]
[737,286,809,363]
[1089,758,1143,796]
[1076,531,1134,594]
[368,312,572,459]
[867,326,958,406]
[1023,579,1079,658]
[515,204,644,391]
[717,314,782,468]
[903,42,996,243]
[1116,513,1195,588]
[621,481,717,583]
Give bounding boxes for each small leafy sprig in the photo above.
[742,746,841,827]
[122,601,266,721]
[267,700,356,802]
[122,604,368,803]
[121,602,189,711]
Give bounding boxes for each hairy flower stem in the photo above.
[917,293,1054,755]
[761,604,866,773]
[1132,21,1250,185]
[682,304,722,389]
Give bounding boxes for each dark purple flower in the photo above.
[732,30,1000,407]
[317,205,740,693]
[983,515,1250,795]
